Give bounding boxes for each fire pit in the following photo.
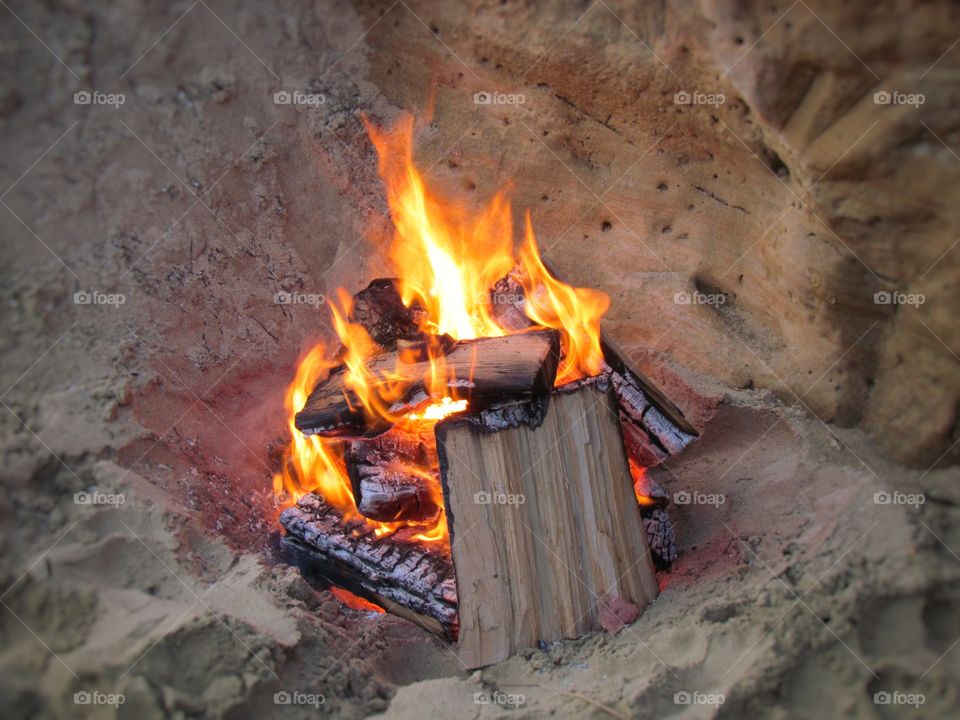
[272,113,697,667]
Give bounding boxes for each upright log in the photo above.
[435,382,660,668]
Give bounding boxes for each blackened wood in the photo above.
[454,395,550,433]
[601,333,698,437]
[633,470,676,568]
[279,494,458,638]
[295,329,561,438]
[349,278,425,348]
[435,382,659,668]
[643,508,677,568]
[609,364,696,457]
[396,333,455,363]
[347,426,440,522]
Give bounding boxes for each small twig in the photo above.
[554,690,629,720]
[251,316,278,343]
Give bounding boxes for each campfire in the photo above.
[273,113,697,667]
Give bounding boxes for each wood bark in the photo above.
[435,382,659,668]
[279,494,458,638]
[295,329,561,438]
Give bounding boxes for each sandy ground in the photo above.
[1,1,959,718]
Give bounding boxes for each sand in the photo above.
[1,1,958,718]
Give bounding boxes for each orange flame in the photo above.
[365,114,514,340]
[273,112,612,548]
[517,213,610,384]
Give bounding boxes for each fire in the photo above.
[328,586,386,613]
[365,114,514,340]
[273,112,611,547]
[517,213,610,384]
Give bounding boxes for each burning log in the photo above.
[346,426,440,522]
[280,494,458,638]
[295,329,561,438]
[435,381,659,668]
[349,278,425,348]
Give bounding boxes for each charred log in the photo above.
[643,508,677,569]
[346,426,440,522]
[489,269,533,332]
[634,470,676,568]
[349,278,426,349]
[280,494,457,638]
[609,363,696,458]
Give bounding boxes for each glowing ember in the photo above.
[272,112,611,548]
[404,397,468,422]
[328,586,386,613]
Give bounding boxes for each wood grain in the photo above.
[436,382,659,668]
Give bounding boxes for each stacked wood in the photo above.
[295,329,561,438]
[435,382,659,668]
[349,278,425,348]
[280,493,458,638]
[346,425,440,522]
